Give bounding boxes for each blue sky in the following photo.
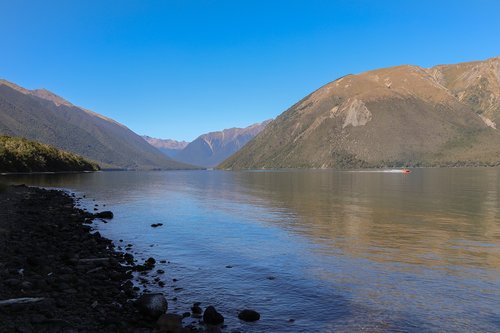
[1,1,499,141]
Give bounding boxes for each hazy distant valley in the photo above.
[144,120,271,168]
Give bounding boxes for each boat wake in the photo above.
[347,169,411,174]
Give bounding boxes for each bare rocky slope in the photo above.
[0,80,192,169]
[219,57,500,169]
[172,120,272,168]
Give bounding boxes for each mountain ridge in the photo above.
[0,79,194,170]
[146,120,271,168]
[219,57,500,169]
[142,136,189,158]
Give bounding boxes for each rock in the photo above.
[124,253,134,265]
[21,281,33,289]
[191,303,202,315]
[151,223,163,228]
[5,278,21,287]
[94,211,113,219]
[157,313,183,333]
[203,306,224,325]
[238,309,260,322]
[145,257,156,266]
[15,325,32,333]
[157,269,165,274]
[30,314,47,324]
[135,293,168,319]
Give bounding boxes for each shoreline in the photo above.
[0,185,155,332]
[0,185,202,332]
[0,184,241,332]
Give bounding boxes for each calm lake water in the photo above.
[3,169,500,332]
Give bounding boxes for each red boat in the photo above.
[402,169,411,174]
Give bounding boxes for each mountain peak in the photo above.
[30,88,73,107]
[0,79,73,107]
[220,57,500,169]
[170,120,272,168]
[0,79,194,170]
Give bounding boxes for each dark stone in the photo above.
[135,293,168,319]
[21,280,33,288]
[145,257,156,267]
[157,313,182,332]
[15,326,32,333]
[191,303,203,315]
[94,211,113,219]
[238,309,260,322]
[203,305,224,325]
[150,223,163,228]
[5,278,21,287]
[124,253,134,265]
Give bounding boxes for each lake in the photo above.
[3,168,499,332]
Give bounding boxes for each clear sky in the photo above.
[1,1,499,141]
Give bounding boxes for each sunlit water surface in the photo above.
[3,169,500,332]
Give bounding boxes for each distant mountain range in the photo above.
[0,79,193,170]
[220,57,500,169]
[142,136,188,159]
[145,120,271,168]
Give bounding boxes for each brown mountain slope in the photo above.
[219,57,500,169]
[0,79,194,169]
[428,57,500,126]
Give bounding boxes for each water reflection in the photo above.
[224,169,500,270]
[3,168,500,332]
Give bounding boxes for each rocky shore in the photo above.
[0,185,154,332]
[0,185,261,333]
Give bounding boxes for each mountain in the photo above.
[142,136,188,159]
[0,79,193,169]
[220,57,500,169]
[172,120,272,168]
[0,135,99,173]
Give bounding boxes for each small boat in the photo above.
[402,168,411,174]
